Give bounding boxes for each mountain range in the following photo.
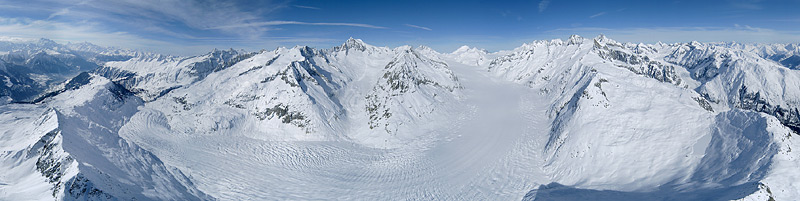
[1,35,799,200]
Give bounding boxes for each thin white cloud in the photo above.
[729,0,765,10]
[0,1,390,55]
[209,21,386,30]
[589,12,607,19]
[43,0,277,38]
[545,25,800,44]
[0,16,350,55]
[539,0,551,12]
[294,5,321,10]
[405,24,432,31]
[46,8,70,20]
[0,17,176,52]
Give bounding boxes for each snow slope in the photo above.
[0,74,209,200]
[490,35,800,200]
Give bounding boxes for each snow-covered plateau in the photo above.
[1,35,799,200]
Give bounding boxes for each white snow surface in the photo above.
[1,36,799,200]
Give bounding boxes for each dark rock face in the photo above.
[64,72,92,90]
[593,40,681,85]
[734,86,800,133]
[778,54,800,69]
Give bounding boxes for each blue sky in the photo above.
[1,0,799,55]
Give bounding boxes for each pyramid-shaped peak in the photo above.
[454,45,472,52]
[567,35,585,45]
[593,34,613,42]
[592,34,623,48]
[34,38,60,47]
[339,37,369,51]
[344,37,366,46]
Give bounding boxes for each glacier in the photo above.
[1,35,799,200]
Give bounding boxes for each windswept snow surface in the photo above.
[2,36,800,200]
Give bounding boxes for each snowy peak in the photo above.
[451,45,487,55]
[567,34,585,45]
[591,34,621,48]
[336,37,370,52]
[364,47,461,139]
[384,48,460,93]
[453,45,473,53]
[448,45,489,66]
[33,38,59,48]
[414,45,440,56]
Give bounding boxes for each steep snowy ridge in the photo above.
[0,74,209,200]
[96,48,251,101]
[142,45,348,141]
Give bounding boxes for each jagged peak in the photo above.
[591,34,626,50]
[689,41,703,47]
[567,34,585,45]
[414,45,441,57]
[339,37,369,51]
[592,34,618,45]
[395,45,413,52]
[416,45,434,51]
[35,38,59,46]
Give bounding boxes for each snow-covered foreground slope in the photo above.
[1,36,799,200]
[0,75,208,200]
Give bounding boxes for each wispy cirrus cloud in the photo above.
[728,0,765,10]
[589,12,607,18]
[539,0,551,12]
[405,24,432,31]
[208,21,386,30]
[0,0,382,55]
[7,0,276,39]
[0,17,176,51]
[294,5,321,10]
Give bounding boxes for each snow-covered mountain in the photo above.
[1,36,799,200]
